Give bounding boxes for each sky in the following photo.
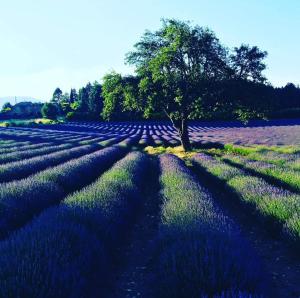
[0,0,299,101]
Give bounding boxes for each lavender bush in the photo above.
[156,154,265,297]
[221,154,300,192]
[193,153,300,246]
[0,142,51,154]
[0,146,125,239]
[0,143,73,164]
[0,144,101,183]
[0,152,151,297]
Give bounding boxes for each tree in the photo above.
[59,92,71,113]
[102,72,141,121]
[1,102,12,113]
[41,102,59,120]
[230,44,267,83]
[51,88,63,103]
[85,82,92,96]
[126,19,230,150]
[69,88,78,104]
[88,82,103,119]
[219,80,272,122]
[78,85,90,113]
[126,19,268,150]
[279,83,300,108]
[102,72,126,121]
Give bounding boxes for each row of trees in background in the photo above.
[43,77,300,123]
[41,82,103,121]
[40,19,300,149]
[0,102,43,119]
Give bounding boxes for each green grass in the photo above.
[144,145,200,160]
[219,154,300,193]
[224,143,300,155]
[0,118,64,127]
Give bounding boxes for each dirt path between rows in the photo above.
[107,162,161,298]
[191,164,300,298]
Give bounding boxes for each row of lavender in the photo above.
[0,130,152,296]
[0,126,121,143]
[4,118,300,147]
[0,146,126,239]
[1,124,223,147]
[221,154,300,193]
[0,131,144,239]
[0,127,297,296]
[156,154,266,297]
[216,145,300,192]
[193,153,300,245]
[0,124,144,168]
[1,132,141,295]
[0,150,268,297]
[52,121,300,146]
[0,152,153,297]
[61,121,231,146]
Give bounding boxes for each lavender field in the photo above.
[0,120,299,298]
[2,118,300,146]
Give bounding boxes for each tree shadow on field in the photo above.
[191,140,225,150]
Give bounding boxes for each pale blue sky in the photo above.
[0,0,299,101]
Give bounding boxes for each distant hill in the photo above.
[0,97,43,109]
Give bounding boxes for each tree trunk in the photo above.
[172,118,191,151]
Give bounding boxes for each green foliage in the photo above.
[234,108,265,124]
[0,118,55,127]
[51,82,103,121]
[51,87,63,103]
[69,88,78,103]
[102,72,124,121]
[1,102,12,113]
[88,81,103,119]
[126,19,229,122]
[230,44,267,83]
[224,144,258,155]
[41,102,59,120]
[223,144,300,155]
[77,84,90,113]
[59,92,71,113]
[102,72,141,121]
[0,102,43,119]
[271,108,300,119]
[44,19,298,124]
[125,19,269,149]
[66,111,76,120]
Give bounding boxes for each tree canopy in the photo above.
[51,88,63,103]
[41,102,59,120]
[124,19,268,150]
[45,19,300,150]
[1,102,12,112]
[102,72,141,121]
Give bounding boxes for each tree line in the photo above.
[43,79,300,123]
[41,19,300,150]
[41,81,103,121]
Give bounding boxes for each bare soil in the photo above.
[107,162,161,298]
